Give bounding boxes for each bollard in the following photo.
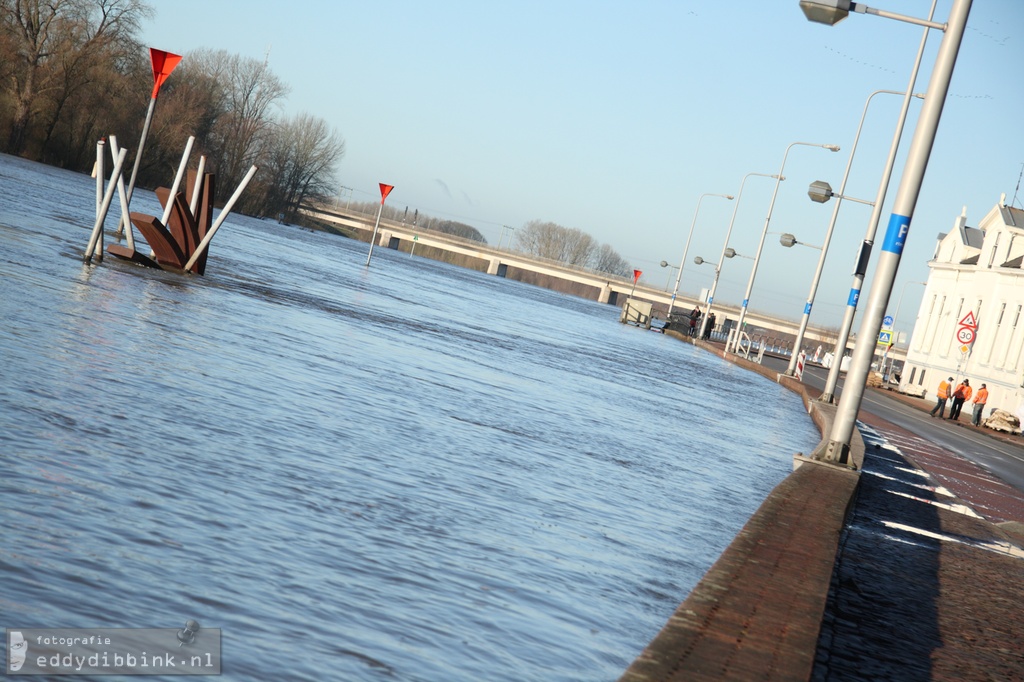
[84,148,128,262]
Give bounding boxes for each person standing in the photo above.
[689,306,701,337]
[930,377,953,418]
[949,379,972,421]
[971,383,989,426]
[703,312,716,340]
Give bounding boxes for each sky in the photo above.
[140,0,1024,330]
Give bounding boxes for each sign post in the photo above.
[629,269,642,297]
[365,183,394,266]
[117,48,182,237]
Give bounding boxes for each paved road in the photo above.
[754,355,1024,491]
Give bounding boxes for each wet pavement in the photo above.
[813,407,1024,681]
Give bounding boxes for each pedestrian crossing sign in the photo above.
[877,329,893,347]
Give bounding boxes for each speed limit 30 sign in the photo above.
[956,326,976,344]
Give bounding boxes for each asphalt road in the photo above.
[760,355,1024,493]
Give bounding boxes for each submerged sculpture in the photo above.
[107,170,216,274]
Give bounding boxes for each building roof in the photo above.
[999,204,1024,229]
[961,225,985,249]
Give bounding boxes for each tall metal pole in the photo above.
[819,0,939,404]
[784,90,923,376]
[698,173,779,340]
[729,142,839,354]
[668,193,733,317]
[823,0,971,465]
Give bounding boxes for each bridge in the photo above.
[302,205,905,365]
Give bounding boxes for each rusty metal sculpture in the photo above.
[107,170,216,274]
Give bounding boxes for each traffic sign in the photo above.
[959,344,971,355]
[955,326,976,344]
[882,315,894,329]
[877,329,893,346]
[959,311,978,329]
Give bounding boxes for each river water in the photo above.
[0,154,819,680]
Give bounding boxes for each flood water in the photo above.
[0,153,820,680]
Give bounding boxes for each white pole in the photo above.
[95,140,105,255]
[784,90,921,376]
[117,96,158,237]
[819,0,937,404]
[160,136,195,227]
[668,192,733,317]
[190,155,207,216]
[95,140,105,218]
[84,148,128,262]
[824,0,972,466]
[365,202,386,267]
[729,142,839,354]
[184,165,259,273]
[107,136,136,252]
[698,172,779,341]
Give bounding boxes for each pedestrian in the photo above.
[949,379,971,421]
[703,312,716,340]
[689,306,701,337]
[971,383,988,426]
[930,376,953,418]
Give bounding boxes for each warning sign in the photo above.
[959,311,978,329]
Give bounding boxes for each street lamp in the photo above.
[799,0,946,29]
[697,172,781,340]
[805,0,972,466]
[783,89,925,378]
[667,193,734,317]
[780,233,823,250]
[728,141,840,354]
[659,260,680,291]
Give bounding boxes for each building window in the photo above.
[986,302,1006,364]
[988,232,1001,268]
[919,369,926,386]
[909,367,917,384]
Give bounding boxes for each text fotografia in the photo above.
[7,627,221,675]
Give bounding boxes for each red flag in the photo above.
[633,269,642,282]
[149,48,183,99]
[379,183,394,204]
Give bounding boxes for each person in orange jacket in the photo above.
[930,376,953,418]
[971,383,989,426]
[949,379,972,421]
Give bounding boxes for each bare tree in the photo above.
[260,111,345,220]
[0,0,150,155]
[184,48,289,199]
[515,220,597,267]
[592,243,632,278]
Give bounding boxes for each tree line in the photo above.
[0,0,344,220]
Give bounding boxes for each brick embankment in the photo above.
[621,331,1024,681]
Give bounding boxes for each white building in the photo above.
[899,195,1024,419]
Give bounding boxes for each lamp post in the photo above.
[728,142,840,354]
[667,193,734,317]
[783,90,923,377]
[660,260,680,291]
[697,173,780,340]
[819,19,935,405]
[804,0,972,466]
